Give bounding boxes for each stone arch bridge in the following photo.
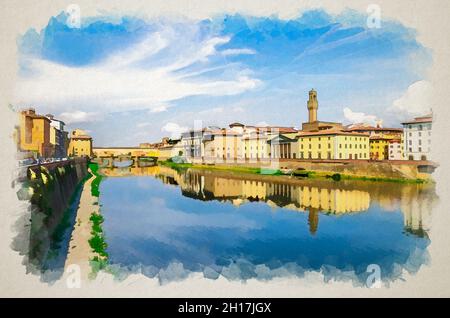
[92,147,159,168]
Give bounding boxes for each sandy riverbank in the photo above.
[64,172,99,281]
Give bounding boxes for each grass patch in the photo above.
[160,160,262,175]
[87,162,109,278]
[89,256,109,279]
[339,174,426,184]
[159,160,193,171]
[89,162,103,197]
[88,212,108,258]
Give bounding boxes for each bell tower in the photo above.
[307,89,318,123]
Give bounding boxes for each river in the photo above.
[95,165,436,284]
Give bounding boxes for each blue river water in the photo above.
[98,166,435,284]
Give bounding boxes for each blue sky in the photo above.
[15,9,431,146]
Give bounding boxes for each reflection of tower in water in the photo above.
[307,207,319,235]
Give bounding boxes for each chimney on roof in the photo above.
[23,108,36,115]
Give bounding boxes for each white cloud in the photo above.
[256,121,269,127]
[149,105,168,113]
[14,24,260,116]
[137,122,151,128]
[343,107,379,126]
[388,80,434,121]
[161,122,188,139]
[59,111,102,124]
[231,106,245,113]
[221,48,256,56]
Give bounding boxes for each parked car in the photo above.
[18,158,36,166]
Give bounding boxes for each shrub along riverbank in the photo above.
[87,162,109,278]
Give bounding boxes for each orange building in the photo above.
[18,108,53,158]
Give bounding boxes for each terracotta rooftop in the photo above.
[346,126,403,132]
[298,129,369,137]
[71,135,92,140]
[254,126,298,134]
[205,129,243,136]
[21,110,51,122]
[402,115,433,125]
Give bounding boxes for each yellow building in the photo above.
[18,108,53,158]
[297,130,369,160]
[243,133,269,160]
[158,140,184,160]
[369,135,391,160]
[203,129,243,162]
[68,129,93,157]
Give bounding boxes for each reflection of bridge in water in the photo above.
[98,165,437,236]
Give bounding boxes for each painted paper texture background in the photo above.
[1,0,450,297]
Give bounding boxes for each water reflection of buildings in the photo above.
[401,186,434,236]
[182,174,371,234]
[101,166,435,236]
